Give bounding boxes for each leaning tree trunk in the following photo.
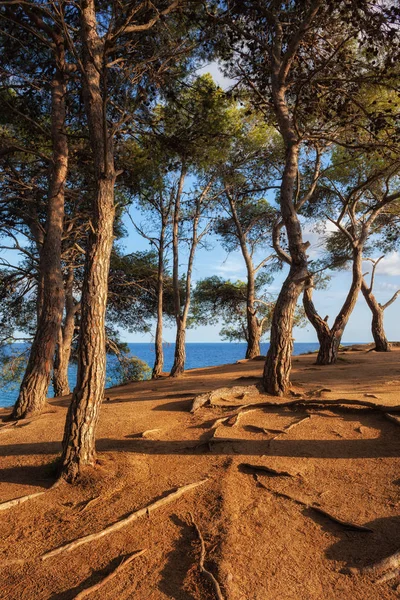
[13,54,67,419]
[152,227,165,378]
[60,0,116,482]
[361,279,389,352]
[53,269,79,396]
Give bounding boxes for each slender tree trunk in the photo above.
[53,269,78,396]
[225,191,260,359]
[60,0,116,481]
[245,263,260,358]
[13,52,67,419]
[361,279,389,352]
[152,226,165,378]
[170,165,187,378]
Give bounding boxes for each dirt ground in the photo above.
[1,348,400,600]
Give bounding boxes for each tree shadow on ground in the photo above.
[326,515,400,573]
[158,514,198,600]
[50,551,143,599]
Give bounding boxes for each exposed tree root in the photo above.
[78,485,124,514]
[254,476,373,532]
[374,568,400,584]
[240,463,296,478]
[73,549,147,599]
[136,428,162,438]
[191,385,262,413]
[246,425,284,435]
[384,413,400,427]
[189,513,225,600]
[346,549,400,576]
[41,479,208,561]
[0,479,62,513]
[0,421,18,433]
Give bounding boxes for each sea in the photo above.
[0,341,324,408]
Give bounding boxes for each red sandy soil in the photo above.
[1,348,400,599]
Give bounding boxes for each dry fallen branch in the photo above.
[41,479,208,561]
[241,463,296,478]
[346,549,400,576]
[0,479,62,512]
[255,476,373,533]
[73,549,147,599]
[189,513,225,600]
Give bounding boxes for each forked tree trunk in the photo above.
[13,52,67,419]
[361,278,390,352]
[152,227,165,378]
[60,0,116,482]
[303,248,363,365]
[53,270,79,396]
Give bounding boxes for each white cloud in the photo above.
[373,252,400,277]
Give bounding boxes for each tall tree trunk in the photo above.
[263,142,309,395]
[152,226,165,378]
[13,52,67,419]
[60,0,116,482]
[361,278,389,352]
[170,186,206,377]
[53,269,79,396]
[170,165,187,378]
[303,248,363,365]
[225,191,260,359]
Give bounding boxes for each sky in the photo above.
[118,62,400,344]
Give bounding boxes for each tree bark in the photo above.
[13,45,67,419]
[261,5,322,395]
[170,164,187,378]
[225,191,261,359]
[152,223,165,378]
[263,141,309,394]
[361,278,390,352]
[246,311,261,359]
[171,318,186,377]
[303,247,363,365]
[60,0,116,482]
[53,269,79,396]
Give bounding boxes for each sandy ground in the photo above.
[0,348,400,599]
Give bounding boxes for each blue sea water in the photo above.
[0,341,322,408]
